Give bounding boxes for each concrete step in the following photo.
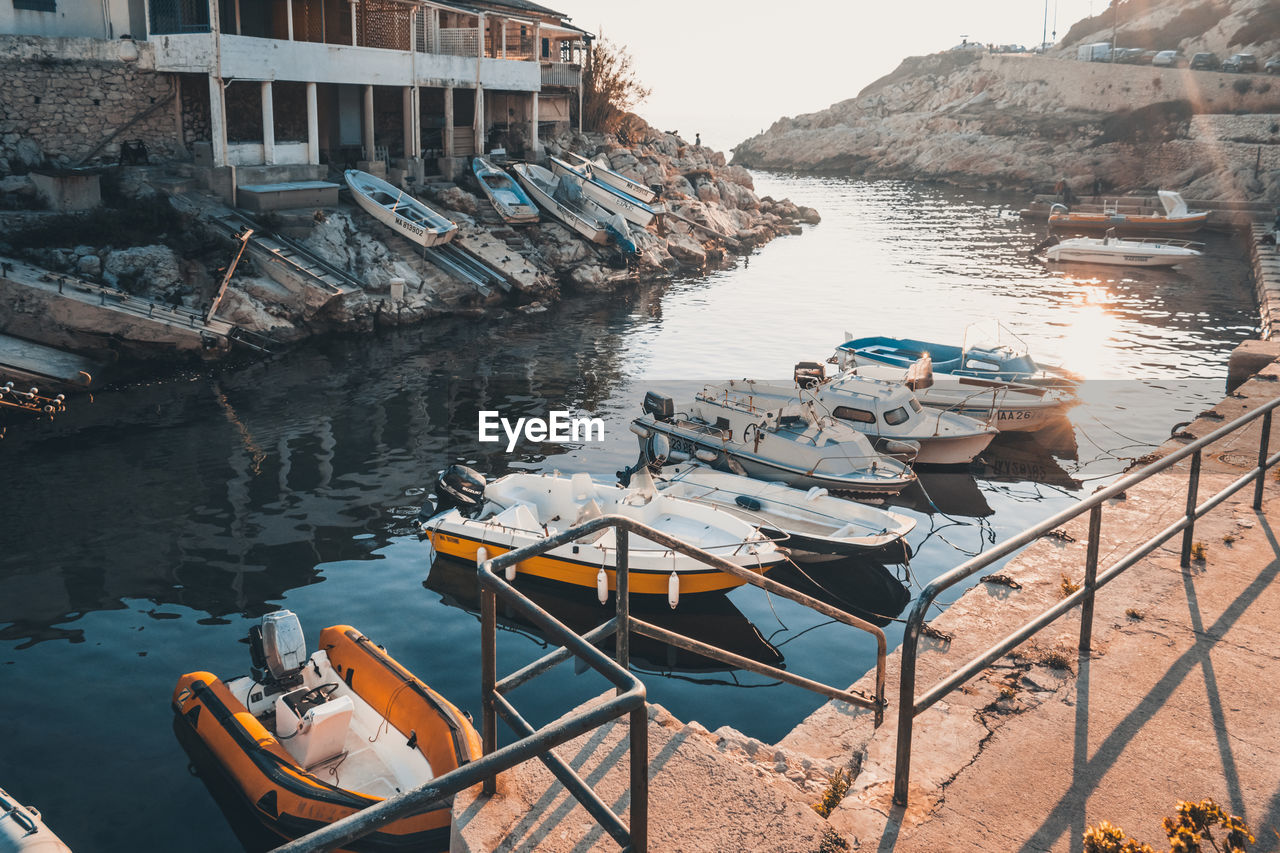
[450,699,843,852]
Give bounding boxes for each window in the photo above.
[833,406,875,424]
[13,0,57,12]
[884,406,910,426]
[909,399,922,413]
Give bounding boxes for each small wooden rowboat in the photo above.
[564,151,659,204]
[1047,190,1208,235]
[173,611,481,851]
[344,169,457,247]
[472,156,539,224]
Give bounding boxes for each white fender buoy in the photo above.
[668,571,680,609]
[597,567,609,604]
[476,547,487,568]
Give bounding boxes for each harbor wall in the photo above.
[0,35,183,174]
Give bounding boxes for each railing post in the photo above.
[480,558,498,795]
[1180,449,1202,568]
[1254,409,1272,510]
[615,527,630,681]
[1078,503,1103,654]
[629,704,648,853]
[892,605,925,807]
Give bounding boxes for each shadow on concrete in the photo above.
[1015,513,1280,853]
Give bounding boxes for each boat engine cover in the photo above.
[435,465,486,517]
[261,610,307,682]
[643,391,674,421]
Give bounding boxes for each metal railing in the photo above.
[272,512,888,852]
[892,394,1280,806]
[541,61,582,88]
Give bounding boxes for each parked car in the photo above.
[1267,56,1280,74]
[1222,53,1259,73]
[1115,47,1147,64]
[1190,52,1220,70]
[1152,50,1180,67]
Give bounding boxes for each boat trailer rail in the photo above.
[892,394,1280,806]
[273,513,888,852]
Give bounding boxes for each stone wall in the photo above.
[0,35,184,175]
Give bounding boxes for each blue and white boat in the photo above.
[511,162,637,255]
[565,151,659,204]
[836,324,1074,387]
[472,156,538,224]
[549,156,661,228]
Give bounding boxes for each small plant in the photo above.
[1082,799,1255,853]
[1190,541,1207,562]
[1061,574,1082,597]
[1040,648,1074,671]
[999,685,1017,700]
[1223,533,1237,546]
[1125,608,1144,620]
[812,768,851,819]
[814,827,851,853]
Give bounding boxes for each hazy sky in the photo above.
[552,1,1101,150]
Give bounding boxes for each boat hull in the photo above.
[550,158,656,227]
[472,157,539,224]
[426,525,768,595]
[1045,245,1196,267]
[566,151,659,203]
[1047,213,1208,235]
[511,164,610,245]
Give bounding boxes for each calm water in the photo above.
[0,174,1258,850]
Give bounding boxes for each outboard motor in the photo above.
[794,361,826,389]
[430,464,487,518]
[642,391,675,422]
[249,609,307,690]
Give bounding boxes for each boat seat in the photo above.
[276,689,354,770]
[570,472,598,503]
[492,502,542,535]
[572,498,609,543]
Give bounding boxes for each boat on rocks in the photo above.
[564,151,660,204]
[420,466,784,597]
[548,155,661,227]
[1047,190,1208,235]
[510,162,637,254]
[632,389,916,495]
[827,353,1077,433]
[172,610,481,851]
[837,324,1074,388]
[1044,231,1202,267]
[471,156,539,224]
[647,463,916,563]
[345,169,457,248]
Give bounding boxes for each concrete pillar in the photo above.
[261,81,275,165]
[233,0,241,34]
[533,22,540,61]
[473,84,484,155]
[501,19,506,58]
[285,0,293,40]
[430,7,439,52]
[209,75,229,167]
[477,12,484,60]
[350,0,357,45]
[411,87,421,156]
[443,85,454,157]
[363,84,375,160]
[402,86,414,157]
[529,90,539,158]
[306,81,319,165]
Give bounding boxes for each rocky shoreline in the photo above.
[0,125,819,365]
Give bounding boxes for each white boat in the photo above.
[472,156,539,224]
[1045,231,1202,267]
[421,467,783,597]
[565,151,659,204]
[633,389,916,495]
[344,169,457,248]
[0,786,72,853]
[740,372,997,466]
[549,156,660,228]
[828,355,1077,433]
[510,162,637,254]
[649,463,916,562]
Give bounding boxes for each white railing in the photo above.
[438,27,478,57]
[541,61,581,87]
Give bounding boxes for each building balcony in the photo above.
[540,61,580,89]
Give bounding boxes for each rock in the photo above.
[76,254,101,276]
[15,138,43,169]
[102,245,182,295]
[73,245,95,257]
[434,185,478,216]
[0,175,34,196]
[567,263,607,290]
[667,232,708,269]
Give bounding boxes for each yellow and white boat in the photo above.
[421,468,784,597]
